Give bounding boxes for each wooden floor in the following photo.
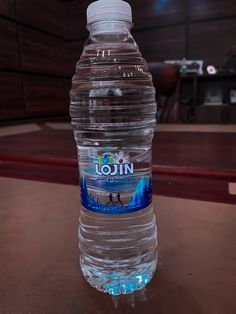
[0,123,236,204]
[0,177,235,313]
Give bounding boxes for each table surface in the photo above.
[0,177,236,314]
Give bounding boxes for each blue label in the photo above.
[80,150,152,214]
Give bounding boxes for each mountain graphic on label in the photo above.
[129,177,152,207]
[80,176,152,214]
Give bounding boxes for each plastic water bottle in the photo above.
[70,0,157,295]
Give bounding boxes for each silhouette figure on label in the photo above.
[115,192,123,206]
[107,193,115,205]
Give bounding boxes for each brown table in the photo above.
[0,177,235,314]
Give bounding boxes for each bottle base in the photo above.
[80,253,157,295]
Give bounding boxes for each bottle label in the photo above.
[80,149,152,214]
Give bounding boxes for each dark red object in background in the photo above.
[0,125,236,204]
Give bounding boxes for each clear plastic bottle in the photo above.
[70,0,157,295]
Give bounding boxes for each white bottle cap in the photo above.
[87,0,132,24]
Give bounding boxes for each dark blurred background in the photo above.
[0,0,236,123]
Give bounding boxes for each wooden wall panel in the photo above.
[64,0,89,39]
[189,20,236,67]
[24,76,70,116]
[0,0,15,18]
[189,0,236,20]
[0,72,24,120]
[0,19,20,70]
[19,26,69,76]
[65,0,187,40]
[68,40,86,72]
[0,0,235,123]
[129,0,186,30]
[135,26,186,62]
[16,0,65,38]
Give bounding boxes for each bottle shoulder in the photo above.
[71,30,154,90]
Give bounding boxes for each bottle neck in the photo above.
[87,20,132,35]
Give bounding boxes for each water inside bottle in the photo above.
[70,20,158,295]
